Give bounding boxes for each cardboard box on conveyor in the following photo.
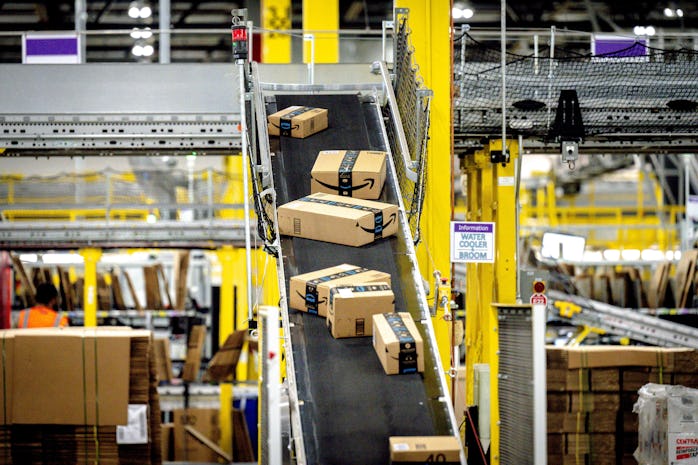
[289,263,391,317]
[389,436,462,464]
[267,105,328,138]
[373,312,424,375]
[278,192,398,247]
[326,283,394,338]
[311,150,387,200]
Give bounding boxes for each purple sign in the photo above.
[451,222,495,263]
[592,35,648,61]
[23,34,81,64]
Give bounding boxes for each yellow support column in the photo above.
[463,139,518,465]
[302,0,338,63]
[262,0,292,63]
[395,1,453,371]
[79,248,101,327]
[216,246,236,456]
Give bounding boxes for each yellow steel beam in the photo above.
[216,246,236,456]
[395,0,453,383]
[262,0,292,63]
[463,140,518,465]
[79,248,102,327]
[302,0,338,63]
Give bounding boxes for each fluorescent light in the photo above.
[452,7,464,19]
[677,8,684,17]
[664,7,674,17]
[146,213,157,223]
[463,8,474,19]
[42,253,84,265]
[132,44,144,56]
[633,25,656,36]
[620,249,641,261]
[142,45,154,57]
[19,254,38,263]
[139,6,152,18]
[541,232,586,261]
[128,6,140,18]
[130,27,152,39]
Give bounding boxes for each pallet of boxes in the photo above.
[0,327,161,465]
[271,105,463,463]
[546,345,698,465]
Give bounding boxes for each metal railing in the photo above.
[0,168,242,222]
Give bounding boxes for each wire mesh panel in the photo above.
[455,32,698,141]
[387,10,432,244]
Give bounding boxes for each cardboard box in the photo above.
[389,436,461,464]
[12,329,131,425]
[204,330,246,382]
[173,408,221,462]
[373,312,424,375]
[326,283,394,338]
[278,192,399,247]
[310,150,387,199]
[0,330,19,425]
[153,337,173,383]
[267,105,328,138]
[289,263,391,317]
[547,411,618,433]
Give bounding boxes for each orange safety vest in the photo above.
[17,305,68,328]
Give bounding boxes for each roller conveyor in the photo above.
[266,93,459,464]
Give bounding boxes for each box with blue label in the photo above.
[289,264,391,317]
[277,192,399,247]
[372,312,424,375]
[326,283,395,338]
[267,105,328,138]
[311,150,387,200]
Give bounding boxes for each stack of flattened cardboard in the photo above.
[0,328,162,465]
[181,325,206,382]
[546,345,698,465]
[204,330,246,382]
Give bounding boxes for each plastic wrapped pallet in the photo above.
[633,383,698,465]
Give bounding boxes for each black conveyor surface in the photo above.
[270,94,446,465]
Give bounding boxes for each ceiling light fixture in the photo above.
[130,27,152,39]
[664,7,675,17]
[633,25,656,36]
[128,1,152,20]
[452,2,474,21]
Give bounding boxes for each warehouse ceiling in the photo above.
[0,1,695,63]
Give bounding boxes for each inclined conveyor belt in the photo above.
[268,93,454,465]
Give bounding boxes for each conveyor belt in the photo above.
[269,94,453,465]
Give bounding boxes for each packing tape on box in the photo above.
[299,196,395,240]
[301,267,370,314]
[384,313,419,375]
[276,106,313,136]
[328,283,391,307]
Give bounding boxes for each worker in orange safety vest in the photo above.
[16,282,68,328]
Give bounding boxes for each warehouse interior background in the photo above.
[1,1,698,465]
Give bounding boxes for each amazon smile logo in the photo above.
[312,176,375,195]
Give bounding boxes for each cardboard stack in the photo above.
[172,408,221,462]
[547,346,698,465]
[0,328,161,465]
